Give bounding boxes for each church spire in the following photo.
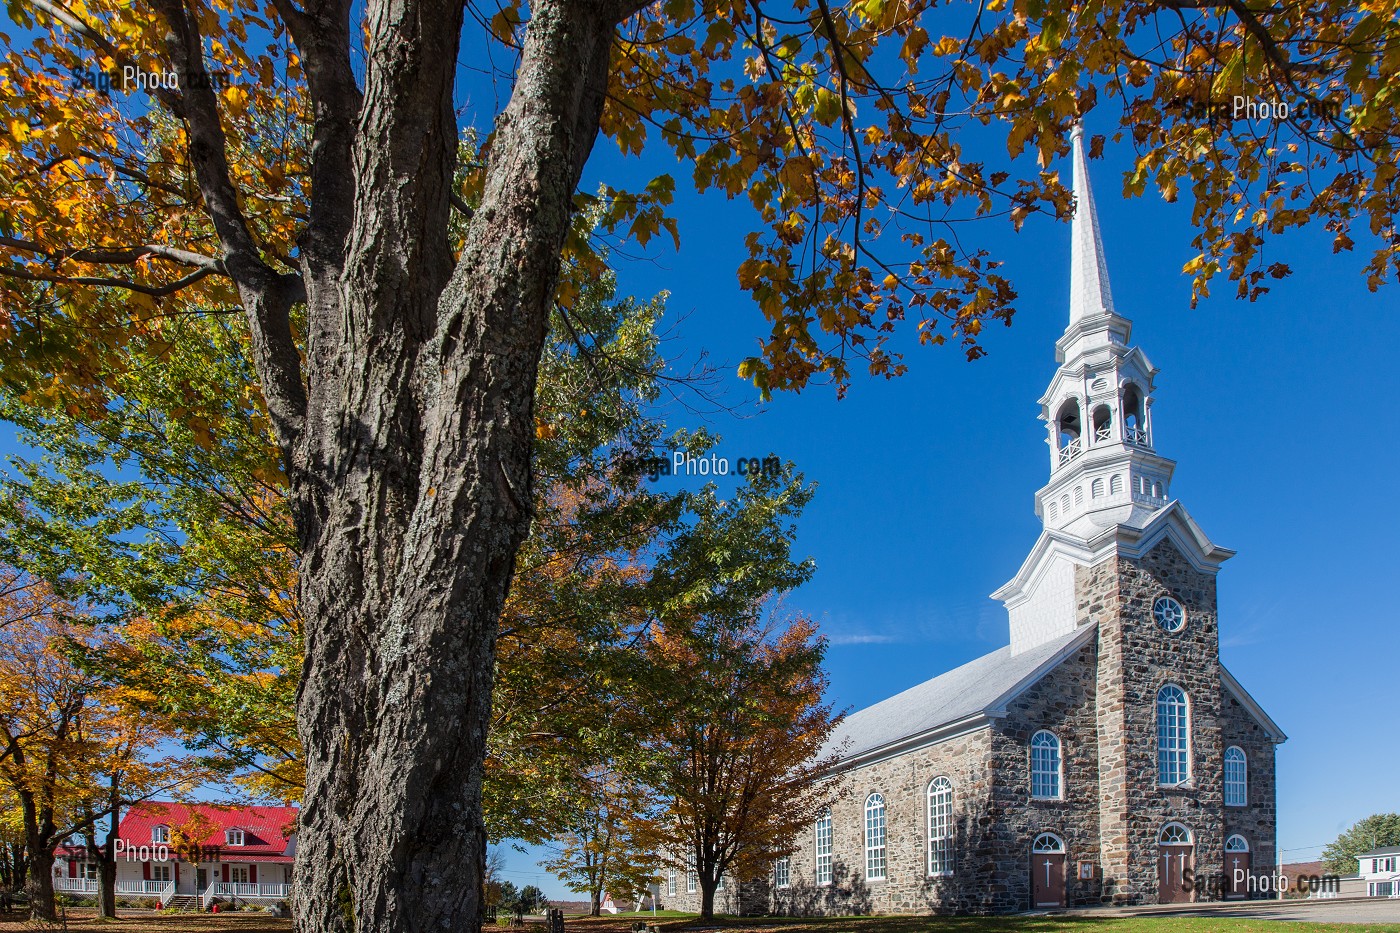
[1068,124,1115,324]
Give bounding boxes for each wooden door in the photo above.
[1158,845,1194,903]
[1032,853,1067,908]
[1225,850,1251,898]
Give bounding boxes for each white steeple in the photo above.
[1068,124,1116,323]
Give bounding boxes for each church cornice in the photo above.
[993,500,1234,608]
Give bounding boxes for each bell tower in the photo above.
[1035,125,1178,538]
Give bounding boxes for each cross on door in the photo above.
[1043,858,1054,885]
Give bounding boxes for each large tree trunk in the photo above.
[699,878,716,920]
[97,856,116,920]
[287,0,630,930]
[25,848,55,922]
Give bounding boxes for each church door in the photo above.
[1157,823,1195,904]
[1030,833,1067,908]
[1225,836,1251,899]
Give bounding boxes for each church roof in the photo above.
[822,626,1094,768]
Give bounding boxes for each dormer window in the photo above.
[225,829,245,846]
[152,825,170,844]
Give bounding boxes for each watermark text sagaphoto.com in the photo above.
[113,838,223,863]
[628,451,784,481]
[70,65,233,95]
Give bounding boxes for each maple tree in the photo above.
[0,574,195,920]
[635,611,841,919]
[541,763,656,916]
[1,0,1394,926]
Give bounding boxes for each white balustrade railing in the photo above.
[203,881,292,907]
[1095,424,1113,442]
[53,878,99,894]
[115,880,173,895]
[1125,426,1149,446]
[1057,438,1082,466]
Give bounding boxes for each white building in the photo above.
[1359,846,1400,898]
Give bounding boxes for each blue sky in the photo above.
[488,124,1400,899]
[2,17,1396,900]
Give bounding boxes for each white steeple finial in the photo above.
[1069,124,1115,323]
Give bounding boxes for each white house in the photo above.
[54,800,297,910]
[1359,846,1400,898]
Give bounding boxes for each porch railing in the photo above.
[1057,438,1082,466]
[53,878,99,895]
[203,881,292,908]
[115,880,174,896]
[1124,426,1149,446]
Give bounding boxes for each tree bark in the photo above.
[25,849,56,922]
[285,0,633,930]
[699,878,716,920]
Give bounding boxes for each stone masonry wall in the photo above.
[1219,689,1279,879]
[1081,536,1226,905]
[986,637,1103,909]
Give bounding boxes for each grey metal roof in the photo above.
[1360,846,1400,857]
[822,627,1091,765]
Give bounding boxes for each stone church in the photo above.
[662,128,1285,915]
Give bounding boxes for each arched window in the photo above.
[1110,474,1123,494]
[1073,486,1084,506]
[1122,384,1147,444]
[1151,482,1162,498]
[814,811,832,885]
[1225,834,1249,852]
[151,825,170,844]
[1156,685,1190,786]
[1159,822,1193,844]
[1056,398,1083,464]
[927,777,954,876]
[1060,494,1070,513]
[1092,404,1113,442]
[1032,832,1065,853]
[1224,746,1248,806]
[1091,478,1104,498]
[865,793,887,880]
[1030,731,1063,799]
[1048,501,1059,520]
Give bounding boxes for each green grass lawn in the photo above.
[562,913,1400,933]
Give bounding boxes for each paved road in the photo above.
[1076,897,1400,925]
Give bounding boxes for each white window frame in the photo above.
[1030,730,1063,800]
[1156,684,1191,786]
[230,865,249,884]
[864,793,887,881]
[774,857,790,889]
[814,812,833,886]
[666,871,676,896]
[151,825,170,844]
[1223,746,1248,806]
[686,869,697,894]
[151,864,172,883]
[927,777,953,877]
[225,828,245,846]
[715,874,724,892]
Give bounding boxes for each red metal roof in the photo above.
[117,801,298,863]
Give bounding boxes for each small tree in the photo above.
[1323,814,1400,876]
[638,611,842,919]
[543,765,655,916]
